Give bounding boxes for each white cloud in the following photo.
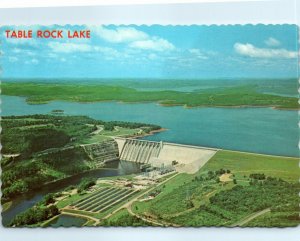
[129,37,175,52]
[234,43,297,59]
[12,48,21,53]
[8,56,18,62]
[94,46,129,60]
[166,56,180,61]
[48,42,92,53]
[47,26,175,55]
[189,49,201,55]
[148,53,157,60]
[94,46,117,54]
[25,58,39,64]
[47,41,130,61]
[26,51,36,56]
[11,48,36,56]
[94,26,148,43]
[47,52,58,58]
[188,49,208,59]
[31,59,39,64]
[264,37,281,47]
[93,26,175,52]
[48,42,123,57]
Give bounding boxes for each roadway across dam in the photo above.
[114,137,219,174]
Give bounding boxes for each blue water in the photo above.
[48,214,87,227]
[1,95,298,157]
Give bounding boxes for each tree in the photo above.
[10,205,60,226]
[48,205,59,217]
[43,193,55,205]
[104,123,115,131]
[77,178,96,193]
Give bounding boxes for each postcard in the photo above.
[0,23,299,228]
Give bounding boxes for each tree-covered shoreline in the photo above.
[1,114,162,203]
[2,82,299,109]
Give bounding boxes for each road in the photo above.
[230,208,271,227]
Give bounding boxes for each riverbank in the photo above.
[1,160,142,226]
[2,201,13,212]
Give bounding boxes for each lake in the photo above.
[2,95,298,157]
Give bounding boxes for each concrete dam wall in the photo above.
[115,137,219,174]
[119,139,162,164]
[80,138,218,173]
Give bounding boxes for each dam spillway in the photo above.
[115,137,219,174]
[120,139,162,164]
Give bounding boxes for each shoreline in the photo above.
[2,201,13,213]
[2,94,298,111]
[126,128,168,139]
[164,103,299,111]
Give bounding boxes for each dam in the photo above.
[79,138,219,173]
[115,137,219,174]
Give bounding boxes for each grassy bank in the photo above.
[2,82,298,109]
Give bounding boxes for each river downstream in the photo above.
[1,160,141,226]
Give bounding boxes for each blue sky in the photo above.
[0,25,299,78]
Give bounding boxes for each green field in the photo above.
[2,82,298,109]
[102,208,152,226]
[201,150,299,182]
[128,150,299,227]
